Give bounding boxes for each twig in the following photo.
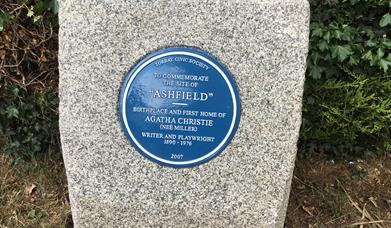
[336,178,383,228]
[347,220,391,227]
[294,175,325,197]
[359,203,366,228]
[326,212,354,224]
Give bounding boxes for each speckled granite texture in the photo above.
[59,0,309,227]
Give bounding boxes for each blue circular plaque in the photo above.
[119,47,240,168]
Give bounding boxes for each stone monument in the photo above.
[59,0,309,227]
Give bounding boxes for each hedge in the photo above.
[301,0,391,155]
[0,0,390,158]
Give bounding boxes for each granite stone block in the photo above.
[59,0,310,227]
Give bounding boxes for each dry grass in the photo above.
[286,153,391,227]
[0,155,71,227]
[1,152,390,227]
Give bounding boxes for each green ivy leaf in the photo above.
[311,52,321,65]
[383,41,391,48]
[332,45,353,62]
[27,8,34,17]
[341,26,355,41]
[311,26,323,37]
[324,31,331,43]
[33,15,42,23]
[377,48,385,59]
[379,13,391,27]
[366,40,377,47]
[349,56,359,65]
[379,58,391,72]
[309,65,322,79]
[48,0,59,14]
[362,50,373,61]
[0,11,13,32]
[333,30,344,40]
[319,40,328,51]
[6,106,19,118]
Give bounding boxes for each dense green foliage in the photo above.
[302,0,391,154]
[0,86,59,157]
[0,0,390,158]
[308,0,391,79]
[0,11,12,32]
[0,0,59,158]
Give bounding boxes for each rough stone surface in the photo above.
[59,0,309,227]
